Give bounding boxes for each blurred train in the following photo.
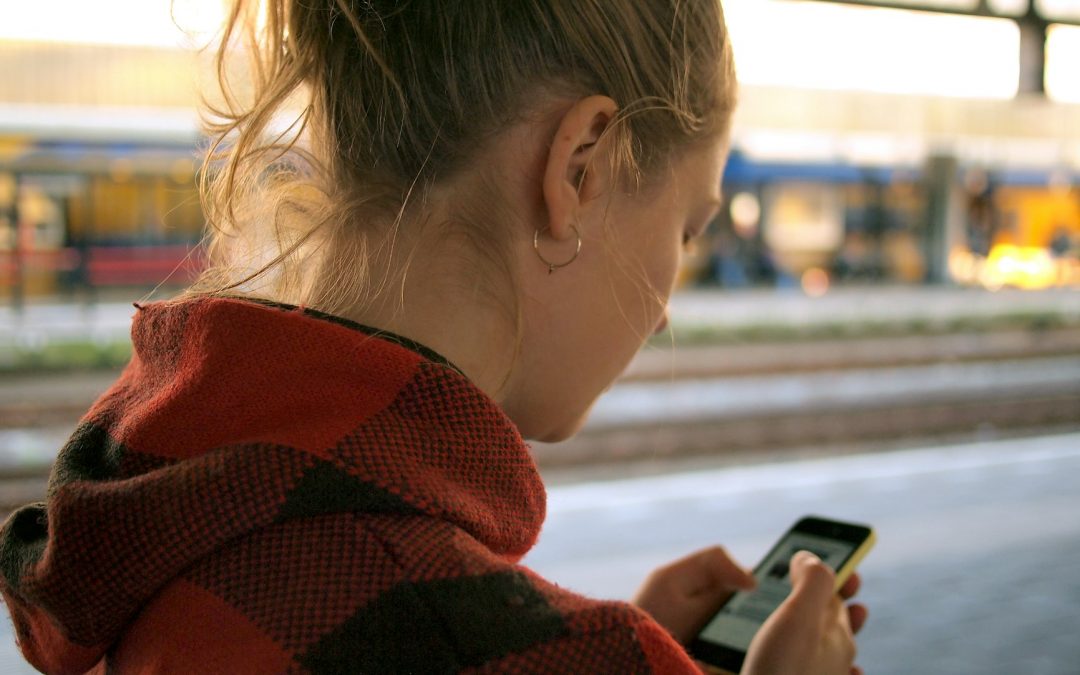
[683,150,1080,293]
[1,127,1078,300]
[0,129,203,299]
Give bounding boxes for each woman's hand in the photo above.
[632,546,757,644]
[742,551,869,675]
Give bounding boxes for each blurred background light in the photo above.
[724,0,1021,99]
[987,0,1031,15]
[730,193,762,239]
[882,0,979,8]
[1039,0,1080,21]
[1046,24,1080,103]
[0,0,226,48]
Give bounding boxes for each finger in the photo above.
[696,546,756,592]
[851,666,864,675]
[848,603,869,634]
[666,546,756,596]
[839,572,861,600]
[787,550,836,614]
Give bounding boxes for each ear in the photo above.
[542,95,618,241]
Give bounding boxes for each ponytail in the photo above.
[191,0,736,319]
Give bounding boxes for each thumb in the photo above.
[786,551,836,615]
[693,546,757,593]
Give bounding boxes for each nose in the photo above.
[653,309,669,335]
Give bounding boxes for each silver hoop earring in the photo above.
[533,225,582,274]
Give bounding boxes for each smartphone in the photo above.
[689,516,876,674]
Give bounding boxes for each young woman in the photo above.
[0,1,867,672]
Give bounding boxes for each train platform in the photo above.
[0,430,1075,674]
[662,285,1080,337]
[527,431,1080,675]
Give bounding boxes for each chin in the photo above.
[530,408,592,444]
[534,427,574,444]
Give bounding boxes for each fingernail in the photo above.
[742,568,758,589]
[793,550,821,565]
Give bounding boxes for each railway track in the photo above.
[0,326,1077,510]
[538,327,1080,468]
[624,326,1080,380]
[535,387,1080,469]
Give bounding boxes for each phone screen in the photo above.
[698,531,858,651]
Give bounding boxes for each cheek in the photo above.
[610,221,682,323]
[628,211,681,274]
[645,230,683,298]
[661,242,683,288]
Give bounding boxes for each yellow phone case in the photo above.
[698,524,877,675]
[832,527,877,592]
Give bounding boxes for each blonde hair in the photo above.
[191,0,736,330]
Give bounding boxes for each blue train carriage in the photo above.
[679,149,1079,292]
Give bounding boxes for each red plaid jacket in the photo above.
[0,297,698,674]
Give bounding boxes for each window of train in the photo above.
[67,175,201,245]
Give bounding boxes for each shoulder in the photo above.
[458,565,699,674]
[108,513,696,673]
[361,519,698,674]
[368,518,697,673]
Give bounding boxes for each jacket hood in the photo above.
[0,296,545,674]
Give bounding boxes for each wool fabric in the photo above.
[0,296,698,674]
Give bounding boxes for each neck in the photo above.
[337,229,521,412]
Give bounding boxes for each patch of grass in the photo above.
[0,341,132,374]
[1,310,1074,371]
[648,311,1079,348]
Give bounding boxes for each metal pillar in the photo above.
[8,174,23,312]
[923,155,963,285]
[1017,6,1049,97]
